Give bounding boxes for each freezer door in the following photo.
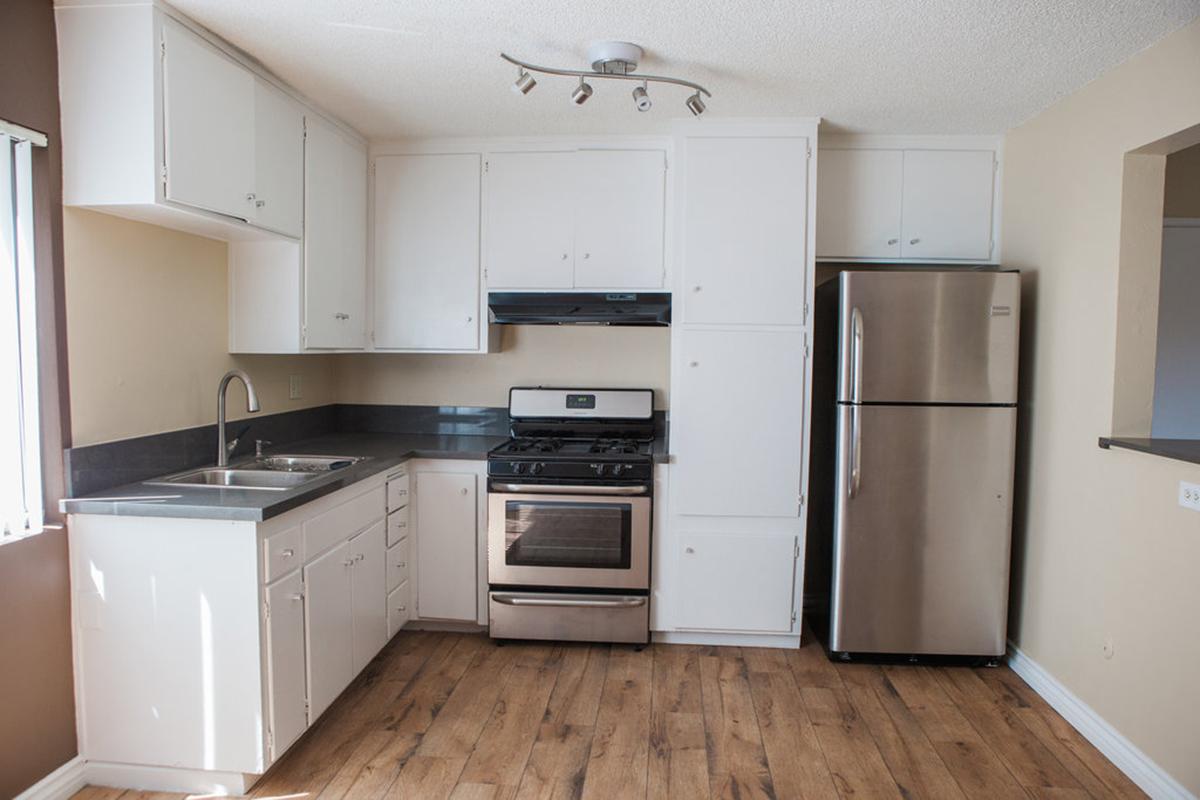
[830,404,1016,656]
[838,271,1020,404]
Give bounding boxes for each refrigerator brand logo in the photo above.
[990,305,1012,317]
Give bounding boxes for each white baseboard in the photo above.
[13,756,87,800]
[84,761,258,796]
[653,630,802,649]
[1007,643,1196,800]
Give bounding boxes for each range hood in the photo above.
[488,292,671,326]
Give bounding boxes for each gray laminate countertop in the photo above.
[59,431,671,522]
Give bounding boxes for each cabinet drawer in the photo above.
[386,504,410,548]
[387,580,411,638]
[264,525,302,583]
[387,473,410,510]
[386,537,411,593]
[303,485,385,560]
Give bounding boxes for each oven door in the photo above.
[487,484,651,591]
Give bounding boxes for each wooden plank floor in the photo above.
[73,631,1146,800]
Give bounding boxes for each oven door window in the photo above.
[505,500,632,570]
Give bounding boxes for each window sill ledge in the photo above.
[1099,436,1200,467]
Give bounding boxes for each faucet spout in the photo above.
[217,369,261,467]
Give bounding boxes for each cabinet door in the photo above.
[816,149,904,259]
[264,571,307,761]
[681,136,808,325]
[304,115,367,349]
[415,471,478,621]
[900,150,995,260]
[374,154,481,350]
[161,19,254,220]
[253,78,304,238]
[483,151,575,289]
[349,520,387,672]
[673,328,806,517]
[573,149,666,289]
[675,533,797,633]
[303,540,354,720]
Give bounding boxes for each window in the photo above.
[0,126,43,538]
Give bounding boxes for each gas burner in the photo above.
[504,438,563,454]
[588,439,640,455]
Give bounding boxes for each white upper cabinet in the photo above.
[573,149,666,289]
[304,115,367,349]
[681,136,809,326]
[161,19,255,221]
[56,5,321,241]
[252,79,305,238]
[373,153,483,351]
[485,151,576,289]
[900,149,995,261]
[672,328,807,518]
[484,148,667,291]
[816,141,998,262]
[816,149,903,259]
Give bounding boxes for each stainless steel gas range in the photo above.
[486,387,655,645]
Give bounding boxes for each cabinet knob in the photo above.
[245,193,256,203]
[289,593,303,602]
[460,487,468,495]
[685,546,695,554]
[909,238,920,245]
[397,561,407,568]
[397,605,406,612]
[281,548,295,558]
[466,316,473,322]
[583,253,590,259]
[334,312,350,321]
[343,558,355,567]
[692,285,702,292]
[887,238,898,245]
[561,253,569,260]
[255,199,265,208]
[689,361,699,368]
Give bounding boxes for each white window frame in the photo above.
[1,122,46,541]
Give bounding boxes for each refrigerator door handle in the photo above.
[849,404,862,498]
[850,306,864,404]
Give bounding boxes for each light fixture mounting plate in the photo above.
[588,41,643,75]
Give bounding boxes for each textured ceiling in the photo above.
[162,0,1200,139]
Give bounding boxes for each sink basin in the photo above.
[253,455,366,472]
[147,468,323,491]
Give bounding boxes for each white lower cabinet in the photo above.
[388,580,412,637]
[303,539,355,720]
[674,533,798,633]
[414,469,479,622]
[264,570,308,760]
[350,521,388,671]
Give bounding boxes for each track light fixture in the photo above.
[502,41,711,115]
[512,68,537,95]
[571,77,594,105]
[632,81,652,112]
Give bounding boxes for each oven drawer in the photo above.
[488,591,649,644]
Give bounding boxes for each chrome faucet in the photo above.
[217,369,260,467]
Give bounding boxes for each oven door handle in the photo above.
[492,483,649,496]
[491,594,648,609]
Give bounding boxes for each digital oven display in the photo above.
[566,394,596,409]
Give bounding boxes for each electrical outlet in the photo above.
[288,374,302,400]
[1180,481,1200,512]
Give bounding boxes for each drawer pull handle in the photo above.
[397,605,406,612]
[685,546,695,554]
[396,561,407,568]
[343,558,355,567]
[289,593,303,602]
[281,548,295,558]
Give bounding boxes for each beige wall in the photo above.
[335,325,671,409]
[64,209,337,446]
[1002,17,1200,795]
[1164,141,1200,217]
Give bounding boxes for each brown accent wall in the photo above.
[0,0,78,796]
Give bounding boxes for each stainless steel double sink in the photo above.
[146,455,367,492]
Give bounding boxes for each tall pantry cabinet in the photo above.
[662,120,818,644]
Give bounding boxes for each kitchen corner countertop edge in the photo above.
[1098,435,1200,467]
[60,431,672,521]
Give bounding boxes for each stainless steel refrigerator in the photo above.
[822,270,1020,659]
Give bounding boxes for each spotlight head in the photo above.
[571,79,593,105]
[512,70,537,95]
[685,92,706,116]
[632,83,652,112]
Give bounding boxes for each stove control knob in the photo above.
[530,462,544,475]
[592,463,605,477]
[512,461,525,475]
[612,464,625,477]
